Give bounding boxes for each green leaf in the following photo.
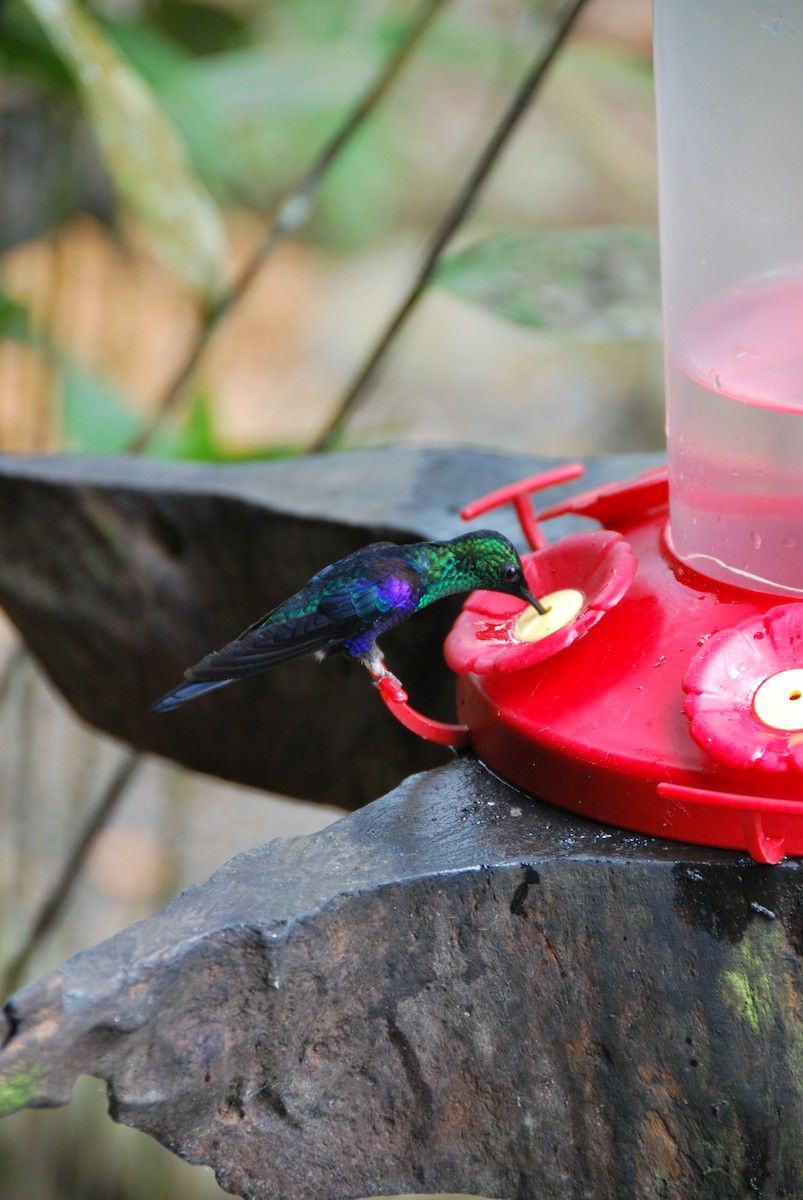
[61,365,140,453]
[0,1066,43,1117]
[106,19,403,230]
[435,227,661,339]
[174,389,219,461]
[22,0,226,302]
[0,2,74,93]
[148,390,221,462]
[168,44,378,209]
[144,392,303,463]
[0,290,32,342]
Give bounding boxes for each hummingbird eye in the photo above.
[503,563,520,582]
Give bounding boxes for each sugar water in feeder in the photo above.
[654,0,803,597]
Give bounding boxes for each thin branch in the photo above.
[2,750,142,994]
[126,0,450,454]
[311,0,590,452]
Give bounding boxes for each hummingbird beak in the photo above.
[521,586,547,616]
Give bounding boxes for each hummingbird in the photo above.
[151,529,544,713]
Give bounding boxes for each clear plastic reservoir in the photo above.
[653,2,803,596]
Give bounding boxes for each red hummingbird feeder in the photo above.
[379,1,803,864]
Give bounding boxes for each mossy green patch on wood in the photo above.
[721,964,770,1037]
[719,921,789,1037]
[0,1066,42,1117]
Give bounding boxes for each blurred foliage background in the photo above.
[0,0,660,1196]
[0,0,660,462]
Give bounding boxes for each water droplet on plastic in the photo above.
[751,531,762,550]
[756,8,792,35]
[784,534,796,550]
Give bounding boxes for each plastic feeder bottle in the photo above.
[655,0,803,597]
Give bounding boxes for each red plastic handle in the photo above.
[376,677,471,749]
[461,463,586,551]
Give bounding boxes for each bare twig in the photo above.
[126,0,450,454]
[2,750,142,994]
[312,0,590,452]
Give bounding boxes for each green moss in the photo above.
[721,968,767,1035]
[0,1066,42,1117]
[719,922,790,1039]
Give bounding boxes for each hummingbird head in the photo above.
[450,530,546,614]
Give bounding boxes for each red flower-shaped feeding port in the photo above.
[444,529,636,675]
[684,603,803,772]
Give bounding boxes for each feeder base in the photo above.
[456,471,803,864]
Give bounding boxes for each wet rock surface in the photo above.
[2,756,802,1200]
[10,447,794,1199]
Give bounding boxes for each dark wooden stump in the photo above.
[0,447,659,807]
[1,447,799,1198]
[2,756,803,1200]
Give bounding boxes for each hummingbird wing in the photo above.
[150,609,353,712]
[306,541,397,586]
[315,563,423,654]
[151,554,423,712]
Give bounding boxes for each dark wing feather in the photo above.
[185,557,423,684]
[182,609,360,682]
[151,549,423,713]
[150,609,354,712]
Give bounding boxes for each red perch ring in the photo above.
[684,603,803,773]
[445,530,637,676]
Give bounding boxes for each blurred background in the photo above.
[0,0,659,1196]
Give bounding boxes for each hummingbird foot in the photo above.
[360,647,406,702]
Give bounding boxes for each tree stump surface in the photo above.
[4,446,796,1199]
[0,448,658,807]
[2,756,803,1200]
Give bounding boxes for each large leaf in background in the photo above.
[111,23,385,215]
[60,365,141,453]
[149,392,303,463]
[22,0,226,302]
[436,227,661,339]
[60,369,222,459]
[60,370,300,461]
[102,10,549,239]
[0,2,74,93]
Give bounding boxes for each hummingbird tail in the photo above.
[150,676,235,713]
